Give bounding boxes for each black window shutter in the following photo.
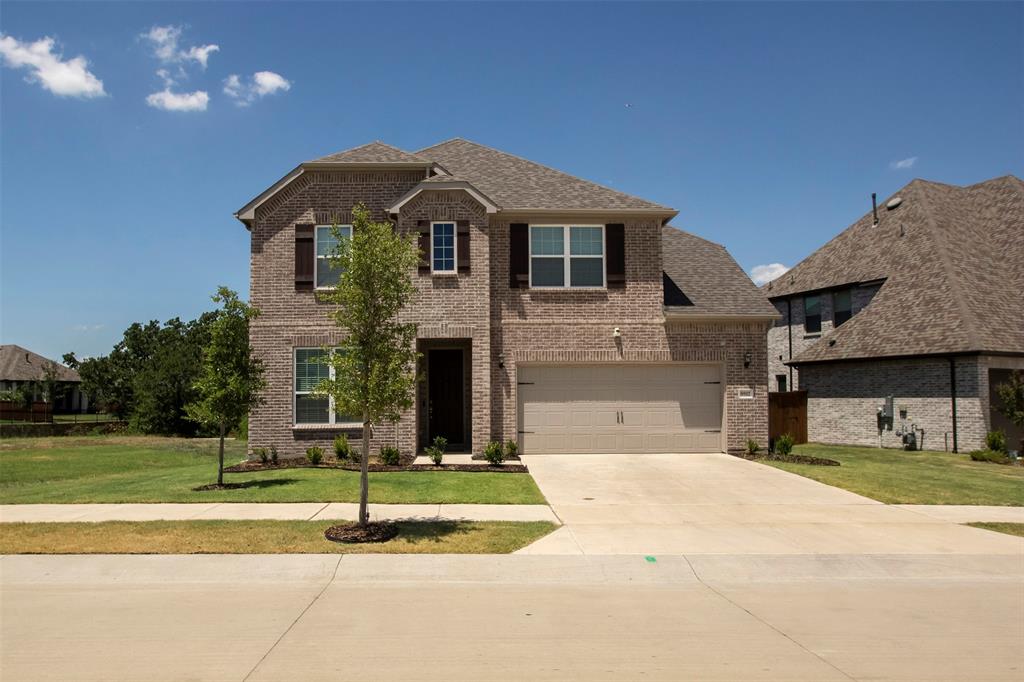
[606,223,625,288]
[509,223,529,288]
[456,220,470,272]
[295,224,315,290]
[417,220,430,273]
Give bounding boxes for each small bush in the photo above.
[253,447,269,464]
[985,430,1008,454]
[775,433,795,456]
[505,439,519,458]
[379,446,401,466]
[432,435,448,453]
[746,439,760,456]
[334,434,351,460]
[270,444,279,464]
[969,449,1011,465]
[426,446,443,466]
[306,446,324,465]
[350,447,361,464]
[484,441,505,466]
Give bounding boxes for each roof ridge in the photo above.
[663,224,726,250]
[913,182,984,351]
[418,138,672,210]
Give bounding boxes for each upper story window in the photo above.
[315,225,351,289]
[804,294,821,334]
[833,289,852,327]
[431,222,456,273]
[529,225,604,288]
[294,348,359,426]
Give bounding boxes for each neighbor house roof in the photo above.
[765,175,1024,364]
[236,138,676,226]
[662,227,780,319]
[0,345,80,383]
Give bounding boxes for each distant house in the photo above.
[765,175,1023,452]
[0,345,88,413]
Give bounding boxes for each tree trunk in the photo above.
[359,412,370,526]
[217,422,225,486]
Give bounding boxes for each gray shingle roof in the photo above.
[309,141,431,164]
[662,227,780,317]
[416,138,673,212]
[767,175,1024,364]
[0,345,80,383]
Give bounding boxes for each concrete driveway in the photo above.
[520,453,1024,555]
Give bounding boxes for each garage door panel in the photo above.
[518,364,723,454]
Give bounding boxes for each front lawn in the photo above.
[0,520,557,554]
[763,444,1024,506]
[0,436,546,505]
[967,522,1024,538]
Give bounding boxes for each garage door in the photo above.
[517,364,723,454]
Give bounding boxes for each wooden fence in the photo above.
[0,401,53,423]
[768,391,808,445]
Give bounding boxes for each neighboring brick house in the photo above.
[765,175,1024,452]
[235,139,778,458]
[0,344,88,413]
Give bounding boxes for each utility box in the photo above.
[877,395,894,432]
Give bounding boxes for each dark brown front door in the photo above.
[428,349,465,446]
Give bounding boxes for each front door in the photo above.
[428,349,465,446]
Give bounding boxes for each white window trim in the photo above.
[528,224,605,289]
[293,347,360,427]
[314,224,352,290]
[430,221,457,274]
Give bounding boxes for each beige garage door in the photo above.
[517,364,723,454]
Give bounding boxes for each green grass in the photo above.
[763,443,1024,506]
[0,436,546,505]
[0,520,558,554]
[967,522,1024,538]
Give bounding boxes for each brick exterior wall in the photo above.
[248,171,770,458]
[799,355,991,452]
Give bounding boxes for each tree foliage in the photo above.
[315,203,420,525]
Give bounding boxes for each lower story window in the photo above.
[294,348,359,425]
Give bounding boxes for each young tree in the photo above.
[995,370,1024,453]
[185,287,266,486]
[316,203,420,526]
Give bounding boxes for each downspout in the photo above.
[949,356,959,453]
[787,298,794,389]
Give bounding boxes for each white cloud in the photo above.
[141,25,218,68]
[889,156,918,170]
[0,34,105,98]
[72,324,105,332]
[146,88,209,112]
[224,70,291,106]
[750,263,790,286]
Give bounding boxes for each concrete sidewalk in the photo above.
[0,502,559,524]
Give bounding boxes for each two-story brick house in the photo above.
[766,175,1024,452]
[235,139,777,458]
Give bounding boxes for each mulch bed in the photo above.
[224,459,528,474]
[324,521,399,544]
[192,482,251,491]
[471,453,522,462]
[737,453,841,466]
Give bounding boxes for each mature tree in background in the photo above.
[185,287,266,486]
[996,370,1024,453]
[316,204,420,527]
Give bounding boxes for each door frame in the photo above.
[515,361,726,454]
[425,345,470,451]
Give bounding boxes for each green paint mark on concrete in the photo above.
[645,556,657,563]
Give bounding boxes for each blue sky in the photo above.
[2,1,1021,361]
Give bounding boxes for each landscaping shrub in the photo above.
[306,446,324,465]
[350,447,361,464]
[505,439,519,458]
[270,444,278,464]
[379,446,401,466]
[746,439,760,455]
[775,433,795,456]
[426,436,447,466]
[986,430,1008,454]
[253,447,269,464]
[334,434,351,460]
[484,441,505,466]
[234,415,248,440]
[969,449,1011,465]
